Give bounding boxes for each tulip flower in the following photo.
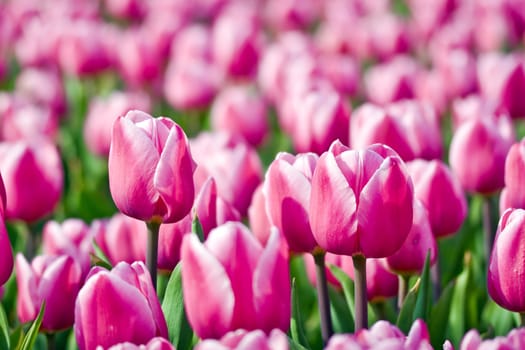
[407,159,467,238]
[248,184,272,246]
[103,337,174,350]
[263,152,318,253]
[16,254,83,332]
[488,209,525,315]
[181,222,290,339]
[75,261,168,350]
[500,138,525,213]
[0,137,63,223]
[460,328,525,350]
[104,0,148,21]
[0,214,12,287]
[195,329,288,350]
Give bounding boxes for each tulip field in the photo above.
[3,0,525,349]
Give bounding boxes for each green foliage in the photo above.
[290,279,311,350]
[17,302,44,350]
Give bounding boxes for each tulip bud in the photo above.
[195,329,288,350]
[0,214,12,287]
[488,208,525,312]
[75,261,168,350]
[248,184,274,246]
[103,337,174,350]
[309,141,414,258]
[16,254,83,332]
[108,110,195,223]
[181,222,290,339]
[500,139,525,213]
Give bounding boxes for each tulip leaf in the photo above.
[396,279,418,333]
[192,214,205,242]
[429,280,455,349]
[288,336,309,350]
[9,327,23,350]
[328,264,356,322]
[448,256,471,345]
[91,241,112,270]
[17,301,45,350]
[290,279,311,350]
[161,263,193,350]
[413,251,432,322]
[328,286,353,333]
[481,300,516,337]
[0,303,9,350]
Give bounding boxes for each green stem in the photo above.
[397,275,410,309]
[313,251,333,345]
[147,221,161,291]
[352,254,368,330]
[482,196,493,266]
[46,333,56,350]
[520,312,525,327]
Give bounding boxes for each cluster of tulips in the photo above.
[2,0,525,349]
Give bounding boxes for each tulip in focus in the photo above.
[500,138,525,213]
[16,254,83,332]
[75,261,168,350]
[181,222,290,339]
[108,110,195,224]
[195,329,288,350]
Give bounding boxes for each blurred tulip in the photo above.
[181,222,290,339]
[248,184,272,246]
[108,110,195,223]
[263,152,318,253]
[84,91,151,157]
[319,53,360,97]
[195,329,288,350]
[104,0,148,21]
[449,116,514,194]
[75,261,168,350]
[351,101,442,161]
[488,208,525,312]
[263,0,321,31]
[407,159,467,238]
[500,138,525,213]
[0,137,63,222]
[210,85,268,147]
[309,141,414,258]
[451,95,503,130]
[0,214,12,287]
[42,219,93,276]
[16,254,83,332]
[92,213,147,266]
[459,327,525,350]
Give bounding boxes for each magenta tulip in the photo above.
[0,137,63,222]
[104,0,148,21]
[181,222,290,339]
[263,152,318,253]
[105,337,174,350]
[500,138,525,213]
[248,184,273,246]
[195,329,288,350]
[488,208,525,312]
[407,159,467,238]
[75,261,168,350]
[309,141,414,258]
[16,254,83,332]
[0,214,12,287]
[108,110,195,223]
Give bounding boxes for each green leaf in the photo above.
[328,264,356,322]
[288,336,309,350]
[0,303,10,350]
[429,280,455,349]
[17,302,45,350]
[481,300,516,337]
[413,251,432,322]
[161,263,194,350]
[396,279,418,333]
[328,286,353,333]
[290,279,311,350]
[91,241,112,270]
[448,256,471,345]
[192,215,205,242]
[9,327,23,350]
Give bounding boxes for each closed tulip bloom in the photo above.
[75,261,168,350]
[92,213,147,266]
[0,214,12,287]
[500,139,525,213]
[103,337,174,350]
[449,116,514,194]
[109,110,195,223]
[309,141,414,258]
[248,184,272,246]
[407,159,467,238]
[386,200,437,275]
[0,137,63,222]
[16,254,83,332]
[488,208,525,312]
[195,329,288,350]
[264,152,318,253]
[181,222,290,339]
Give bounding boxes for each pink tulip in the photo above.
[407,159,467,238]
[319,54,360,97]
[195,329,288,350]
[42,219,93,276]
[181,222,290,339]
[75,261,168,350]
[0,137,63,222]
[108,110,195,223]
[248,184,273,246]
[157,216,191,272]
[488,208,525,312]
[351,101,442,161]
[84,91,151,157]
[104,0,148,21]
[191,132,262,216]
[263,152,318,253]
[263,0,321,32]
[459,328,525,350]
[449,115,514,194]
[16,254,83,332]
[500,138,525,213]
[92,213,147,266]
[432,49,477,101]
[0,214,12,286]
[103,337,174,350]
[309,141,414,258]
[210,85,268,147]
[14,17,60,68]
[451,95,503,130]
[386,200,437,275]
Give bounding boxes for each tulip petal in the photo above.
[15,254,38,324]
[181,234,234,339]
[0,220,12,286]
